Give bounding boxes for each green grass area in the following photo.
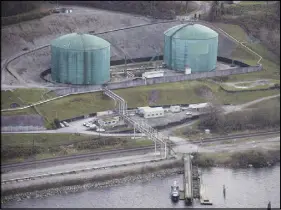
[1,133,153,164]
[2,80,280,122]
[214,23,280,81]
[1,88,57,110]
[247,96,280,109]
[216,23,248,42]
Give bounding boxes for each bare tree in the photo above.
[220,2,225,16]
[208,1,218,21]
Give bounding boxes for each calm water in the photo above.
[3,165,280,208]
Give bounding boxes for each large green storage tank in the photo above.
[51,33,110,85]
[164,23,218,72]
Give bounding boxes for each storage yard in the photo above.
[2,10,245,88]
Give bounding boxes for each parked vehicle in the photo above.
[96,128,105,132]
[63,121,69,127]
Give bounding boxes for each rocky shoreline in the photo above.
[1,167,182,204]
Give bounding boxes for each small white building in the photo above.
[143,107,164,119]
[137,106,151,115]
[97,116,120,127]
[142,70,164,79]
[170,105,181,113]
[185,65,191,75]
[188,103,211,113]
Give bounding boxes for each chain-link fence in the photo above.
[2,126,46,132]
[54,85,102,96]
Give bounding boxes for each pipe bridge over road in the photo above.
[103,87,168,159]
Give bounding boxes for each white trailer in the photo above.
[170,105,181,113]
[142,70,164,79]
[143,107,164,119]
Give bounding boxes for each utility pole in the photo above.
[32,136,35,157]
[125,55,127,78]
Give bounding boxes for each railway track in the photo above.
[2,130,279,172]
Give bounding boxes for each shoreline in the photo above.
[2,151,280,204]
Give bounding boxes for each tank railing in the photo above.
[103,87,167,159]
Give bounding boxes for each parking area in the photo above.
[56,106,202,133]
[56,117,98,133]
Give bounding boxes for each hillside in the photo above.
[205,1,280,58]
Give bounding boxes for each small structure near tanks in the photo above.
[137,106,165,119]
[188,103,211,113]
[142,70,164,79]
[97,116,120,127]
[170,105,181,113]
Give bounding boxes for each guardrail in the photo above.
[2,156,176,184]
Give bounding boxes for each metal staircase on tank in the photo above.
[102,87,168,159]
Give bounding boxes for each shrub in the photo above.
[53,118,60,129]
[198,105,280,133]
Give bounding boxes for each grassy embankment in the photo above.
[214,23,280,81]
[2,80,279,122]
[1,133,153,164]
[1,88,57,110]
[213,1,280,81]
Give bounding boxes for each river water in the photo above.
[3,165,280,208]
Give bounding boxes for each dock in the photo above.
[182,154,212,206]
[183,155,193,205]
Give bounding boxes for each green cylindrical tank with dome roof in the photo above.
[164,23,218,72]
[51,33,110,85]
